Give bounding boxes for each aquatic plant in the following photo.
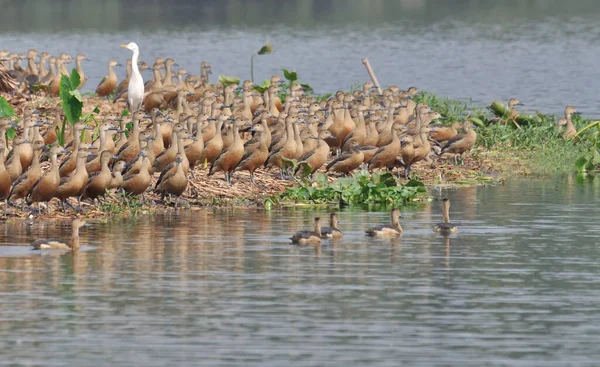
[276,171,426,206]
[0,96,16,140]
[250,41,272,82]
[96,190,146,216]
[58,69,83,146]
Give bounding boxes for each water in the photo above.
[1,177,600,366]
[2,0,600,117]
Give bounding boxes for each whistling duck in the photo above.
[153,123,184,173]
[155,129,192,186]
[75,53,89,89]
[295,130,334,178]
[6,136,26,182]
[399,136,415,179]
[59,123,92,177]
[341,104,368,151]
[108,160,127,190]
[31,219,89,250]
[326,141,364,175]
[430,121,461,144]
[116,111,144,162]
[440,121,477,164]
[37,52,51,80]
[27,145,68,214]
[43,106,63,146]
[264,115,298,178]
[86,121,118,173]
[55,147,91,212]
[122,133,155,176]
[434,198,458,235]
[155,153,188,207]
[402,126,431,175]
[321,213,343,239]
[561,106,580,139]
[119,152,152,196]
[95,59,119,97]
[200,115,227,166]
[184,116,205,170]
[235,123,269,183]
[82,150,118,202]
[365,208,403,237]
[368,123,403,171]
[8,140,44,210]
[209,119,244,184]
[290,217,323,245]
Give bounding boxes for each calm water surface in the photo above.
[2,1,600,116]
[1,178,600,366]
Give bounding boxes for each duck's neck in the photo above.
[27,57,38,75]
[76,59,84,79]
[195,122,204,141]
[31,149,41,170]
[313,221,321,237]
[70,228,80,250]
[443,204,451,224]
[50,153,59,172]
[391,216,402,232]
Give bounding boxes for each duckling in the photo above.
[209,120,245,184]
[365,208,403,237]
[290,217,323,245]
[108,160,127,190]
[95,59,119,97]
[434,198,458,235]
[439,121,477,165]
[55,147,91,212]
[295,130,334,178]
[119,152,152,197]
[8,140,45,210]
[27,145,68,214]
[320,213,343,239]
[31,219,89,250]
[82,150,117,202]
[155,153,188,207]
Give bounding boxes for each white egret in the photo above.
[120,42,144,113]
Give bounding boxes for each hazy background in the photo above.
[1,0,598,116]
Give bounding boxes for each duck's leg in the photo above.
[250,171,255,184]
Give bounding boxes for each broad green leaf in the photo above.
[300,83,313,94]
[0,97,15,118]
[93,106,100,114]
[585,160,595,172]
[121,108,130,117]
[282,69,297,82]
[69,68,81,90]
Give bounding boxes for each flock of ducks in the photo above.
[0,43,581,218]
[0,43,483,216]
[293,197,457,245]
[30,198,456,250]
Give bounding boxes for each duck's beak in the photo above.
[120,44,127,48]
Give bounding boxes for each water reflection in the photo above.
[1,177,600,365]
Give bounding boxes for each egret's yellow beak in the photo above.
[120,44,127,48]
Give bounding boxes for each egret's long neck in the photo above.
[131,49,140,78]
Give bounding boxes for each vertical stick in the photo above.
[361,58,382,95]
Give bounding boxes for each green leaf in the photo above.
[93,106,100,114]
[69,68,81,89]
[282,69,297,82]
[575,157,588,172]
[6,127,16,140]
[300,83,313,94]
[218,75,240,87]
[69,89,83,102]
[585,160,595,172]
[257,41,273,55]
[0,97,15,118]
[121,108,130,117]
